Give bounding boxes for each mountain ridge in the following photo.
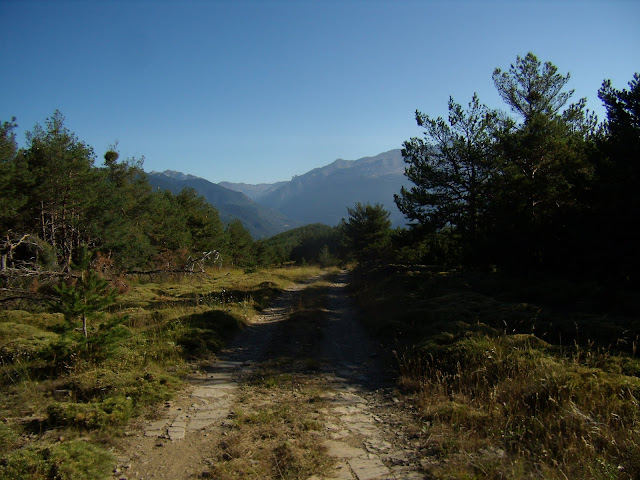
[147,148,410,238]
[244,149,409,226]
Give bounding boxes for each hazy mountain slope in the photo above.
[146,172,300,238]
[218,181,288,201]
[258,149,410,226]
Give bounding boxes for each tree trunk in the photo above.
[82,312,88,339]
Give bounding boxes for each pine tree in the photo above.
[23,111,100,271]
[225,220,255,268]
[338,202,391,263]
[394,94,498,262]
[490,53,596,268]
[54,270,117,339]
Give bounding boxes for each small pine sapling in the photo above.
[54,270,117,340]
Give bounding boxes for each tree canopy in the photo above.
[394,53,638,278]
[492,52,573,120]
[394,94,498,262]
[0,111,246,284]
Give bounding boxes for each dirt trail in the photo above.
[113,271,425,480]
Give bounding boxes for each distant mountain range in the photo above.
[148,149,411,238]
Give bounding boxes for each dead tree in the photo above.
[1,232,34,273]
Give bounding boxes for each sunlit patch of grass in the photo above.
[411,335,640,479]
[0,439,114,480]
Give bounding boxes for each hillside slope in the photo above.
[147,172,300,238]
[218,181,288,201]
[225,150,410,227]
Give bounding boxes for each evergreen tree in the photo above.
[23,111,100,271]
[54,270,117,339]
[490,53,596,269]
[145,190,191,254]
[394,94,498,263]
[0,117,32,233]
[592,73,640,279]
[90,147,154,270]
[224,220,255,268]
[493,52,574,119]
[175,187,225,254]
[338,202,391,264]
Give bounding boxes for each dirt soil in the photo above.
[112,271,426,480]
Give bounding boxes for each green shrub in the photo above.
[0,323,58,363]
[47,395,133,430]
[0,440,113,480]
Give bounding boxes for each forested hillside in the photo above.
[147,171,299,239]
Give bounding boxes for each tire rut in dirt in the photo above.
[317,271,395,391]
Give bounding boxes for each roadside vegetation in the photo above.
[0,265,325,479]
[340,55,640,478]
[351,266,639,479]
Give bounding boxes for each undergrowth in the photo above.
[0,265,328,479]
[351,264,640,479]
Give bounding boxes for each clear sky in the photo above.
[1,0,638,184]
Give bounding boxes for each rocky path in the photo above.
[113,272,425,480]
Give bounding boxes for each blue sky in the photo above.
[1,0,638,184]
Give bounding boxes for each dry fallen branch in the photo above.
[125,250,220,278]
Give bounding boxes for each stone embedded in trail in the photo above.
[365,438,393,453]
[167,416,186,440]
[144,419,169,438]
[348,455,393,480]
[331,392,368,405]
[323,439,369,459]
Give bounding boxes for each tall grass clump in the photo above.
[408,334,640,479]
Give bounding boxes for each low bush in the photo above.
[47,395,134,430]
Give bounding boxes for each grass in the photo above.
[207,380,331,480]
[351,264,640,479]
[0,440,114,480]
[0,265,329,479]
